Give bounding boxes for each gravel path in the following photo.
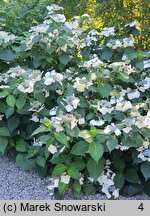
[0,154,149,200]
[0,155,51,200]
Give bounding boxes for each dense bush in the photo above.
[0,0,149,49]
[0,4,150,199]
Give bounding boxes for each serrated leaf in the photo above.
[101,49,113,61]
[36,156,46,168]
[16,153,36,171]
[0,127,10,136]
[106,136,118,152]
[73,181,81,193]
[141,162,150,181]
[68,167,80,180]
[6,95,16,108]
[5,107,14,119]
[58,181,68,195]
[89,142,104,163]
[70,161,86,171]
[71,141,88,155]
[54,132,68,145]
[52,164,66,176]
[16,94,26,109]
[113,158,125,171]
[125,169,140,184]
[16,140,29,152]
[0,136,8,155]
[31,126,50,137]
[97,83,112,98]
[87,158,104,180]
[0,50,16,61]
[8,115,20,133]
[114,173,125,189]
[59,54,70,65]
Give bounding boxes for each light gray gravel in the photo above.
[0,155,52,200]
[0,154,149,200]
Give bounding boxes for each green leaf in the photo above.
[16,94,26,109]
[5,107,14,119]
[52,164,66,176]
[70,161,86,171]
[0,127,10,136]
[141,162,150,181]
[6,95,16,108]
[117,71,130,82]
[87,158,104,180]
[58,181,68,195]
[54,132,68,145]
[125,169,140,184]
[73,181,81,193]
[8,115,20,133]
[141,128,150,139]
[71,141,88,155]
[16,140,29,152]
[95,134,108,143]
[89,142,104,163]
[106,136,118,152]
[0,136,8,155]
[114,173,125,189]
[36,156,46,168]
[0,50,16,61]
[113,158,125,171]
[59,54,70,65]
[97,83,112,98]
[101,49,113,61]
[31,126,50,137]
[16,153,36,171]
[68,167,80,180]
[128,184,143,196]
[144,179,150,197]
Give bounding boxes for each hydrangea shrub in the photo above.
[0,5,150,199]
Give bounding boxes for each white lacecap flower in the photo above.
[122,127,132,134]
[44,70,63,85]
[125,21,137,27]
[29,24,49,33]
[127,89,140,100]
[101,27,115,37]
[60,175,70,184]
[137,77,150,90]
[79,176,84,185]
[65,20,79,29]
[143,59,150,69]
[120,145,129,151]
[49,106,58,116]
[64,95,80,112]
[143,149,150,158]
[48,144,57,154]
[78,118,85,125]
[104,124,121,136]
[30,115,40,122]
[112,189,119,199]
[79,130,91,139]
[65,104,73,112]
[47,4,64,14]
[123,37,135,47]
[0,114,4,121]
[122,54,128,61]
[73,77,87,92]
[50,14,66,23]
[90,119,104,126]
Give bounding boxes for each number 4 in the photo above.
[138,203,144,211]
